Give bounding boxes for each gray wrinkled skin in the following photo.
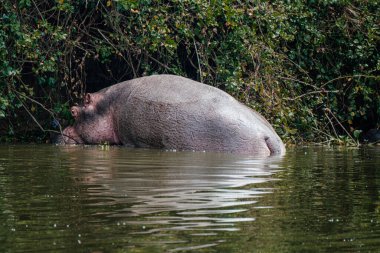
[57,75,285,156]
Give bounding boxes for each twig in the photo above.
[278,76,318,89]
[144,52,173,72]
[324,110,339,140]
[193,38,203,83]
[9,83,64,136]
[13,91,67,135]
[284,90,340,101]
[310,131,337,145]
[321,74,379,88]
[97,28,138,77]
[13,90,79,144]
[325,108,359,146]
[31,0,45,22]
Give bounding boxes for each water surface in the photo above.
[0,145,379,252]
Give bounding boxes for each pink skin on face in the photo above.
[61,126,84,144]
[64,92,120,145]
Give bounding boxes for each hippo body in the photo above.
[59,75,285,156]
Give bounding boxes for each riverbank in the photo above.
[1,1,379,143]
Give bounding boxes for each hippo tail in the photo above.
[265,136,286,156]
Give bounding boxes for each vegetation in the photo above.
[0,0,379,144]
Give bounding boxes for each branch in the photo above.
[324,110,339,140]
[31,0,45,22]
[324,108,359,146]
[193,38,203,83]
[278,76,318,90]
[9,82,64,136]
[284,90,339,101]
[321,74,379,88]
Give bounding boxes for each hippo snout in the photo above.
[54,126,84,144]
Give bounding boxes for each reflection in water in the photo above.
[0,145,282,252]
[1,145,380,252]
[67,148,280,234]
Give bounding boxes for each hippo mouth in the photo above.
[53,126,84,145]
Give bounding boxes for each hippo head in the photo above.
[57,92,120,145]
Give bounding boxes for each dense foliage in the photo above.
[0,0,379,144]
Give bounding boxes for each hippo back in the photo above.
[110,75,285,155]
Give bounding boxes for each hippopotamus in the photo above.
[57,75,285,156]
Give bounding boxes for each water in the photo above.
[0,145,379,252]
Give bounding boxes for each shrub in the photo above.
[0,0,379,144]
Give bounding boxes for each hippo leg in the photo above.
[265,136,286,155]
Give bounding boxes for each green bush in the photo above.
[0,0,379,144]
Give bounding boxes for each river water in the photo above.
[0,145,379,252]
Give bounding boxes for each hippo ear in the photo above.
[85,93,92,105]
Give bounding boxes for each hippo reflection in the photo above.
[62,147,282,216]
